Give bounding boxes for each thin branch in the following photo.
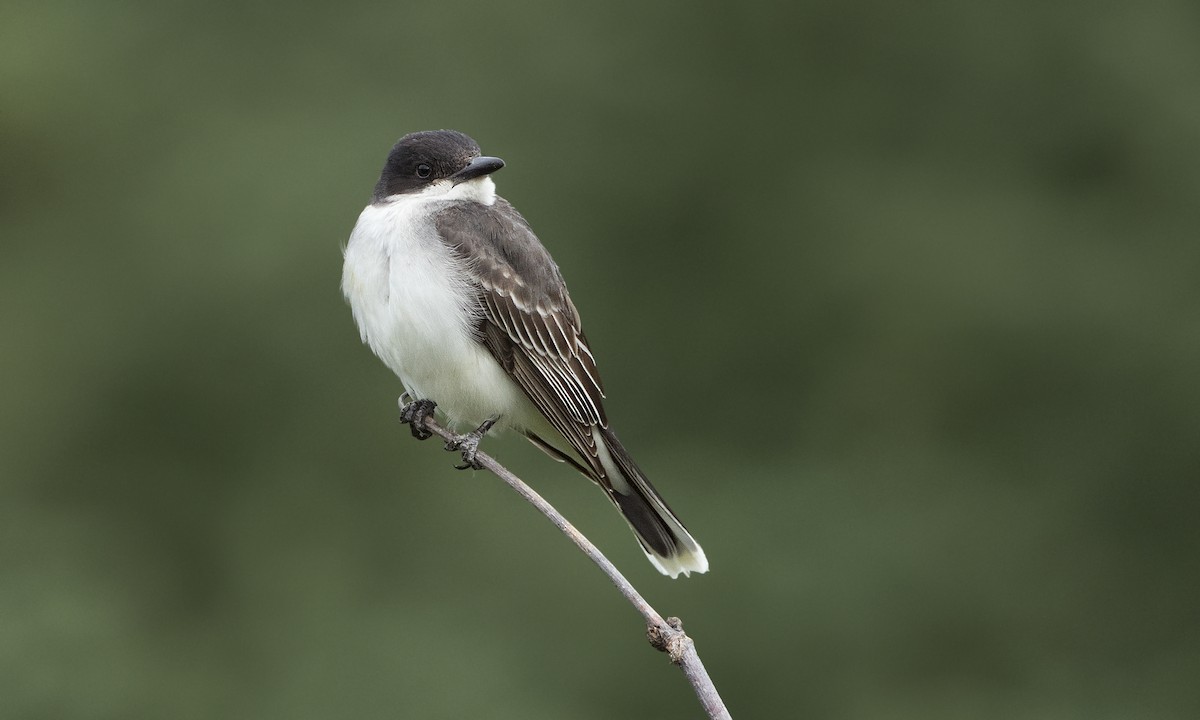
[411,414,732,720]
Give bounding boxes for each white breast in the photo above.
[341,179,533,429]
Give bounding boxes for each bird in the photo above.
[341,129,707,578]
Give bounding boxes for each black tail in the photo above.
[595,426,708,578]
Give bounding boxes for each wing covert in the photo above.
[434,198,608,468]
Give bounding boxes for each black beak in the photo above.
[451,156,505,185]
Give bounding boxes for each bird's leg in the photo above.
[445,417,498,470]
[398,395,438,440]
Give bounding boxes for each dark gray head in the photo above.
[373,129,505,201]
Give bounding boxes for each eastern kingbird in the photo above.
[341,129,708,578]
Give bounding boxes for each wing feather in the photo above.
[435,198,609,478]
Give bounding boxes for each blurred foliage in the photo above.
[2,0,1199,718]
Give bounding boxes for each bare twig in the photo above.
[412,413,732,720]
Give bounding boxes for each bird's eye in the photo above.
[416,163,432,179]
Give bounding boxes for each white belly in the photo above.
[341,193,534,429]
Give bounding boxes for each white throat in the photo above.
[380,175,498,207]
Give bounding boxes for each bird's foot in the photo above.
[399,396,438,440]
[445,417,498,470]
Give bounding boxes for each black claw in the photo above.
[445,417,498,470]
[399,398,438,440]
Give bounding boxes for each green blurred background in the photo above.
[3,1,1199,717]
